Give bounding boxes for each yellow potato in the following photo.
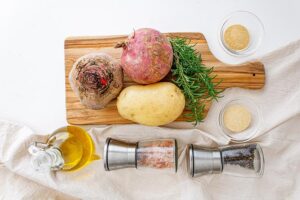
[117,82,185,126]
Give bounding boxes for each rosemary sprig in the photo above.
[169,37,223,125]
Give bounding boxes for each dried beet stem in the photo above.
[115,41,128,48]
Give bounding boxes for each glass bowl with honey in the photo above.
[219,11,265,56]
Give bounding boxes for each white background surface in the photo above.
[0,0,300,133]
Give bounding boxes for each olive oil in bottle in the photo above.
[28,126,99,172]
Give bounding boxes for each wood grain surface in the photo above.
[65,32,265,125]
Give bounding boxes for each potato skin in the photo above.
[117,82,185,126]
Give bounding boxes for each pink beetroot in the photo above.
[116,28,173,84]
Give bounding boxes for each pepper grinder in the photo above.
[186,143,264,178]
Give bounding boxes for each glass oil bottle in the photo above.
[28,126,100,172]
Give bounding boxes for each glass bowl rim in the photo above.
[218,10,265,57]
[217,97,262,143]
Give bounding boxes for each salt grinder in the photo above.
[104,138,137,171]
[104,137,177,172]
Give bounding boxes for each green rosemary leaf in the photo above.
[169,37,223,125]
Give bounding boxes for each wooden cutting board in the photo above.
[65,32,265,125]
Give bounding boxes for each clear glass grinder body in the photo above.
[220,143,264,177]
[137,139,177,172]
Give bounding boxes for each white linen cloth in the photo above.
[1,39,300,200]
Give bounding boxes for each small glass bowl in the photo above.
[218,98,262,143]
[219,11,265,56]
